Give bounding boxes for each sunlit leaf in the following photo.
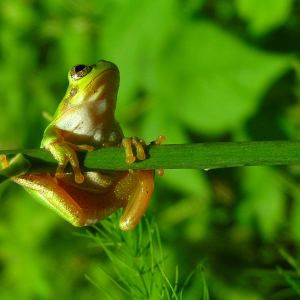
[235,0,293,35]
[161,21,292,135]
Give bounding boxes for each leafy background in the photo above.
[0,0,300,299]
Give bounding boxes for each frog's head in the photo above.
[64,60,120,108]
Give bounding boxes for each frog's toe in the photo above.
[65,142,94,152]
[156,169,164,176]
[68,152,84,184]
[121,138,136,164]
[79,145,94,152]
[55,163,66,179]
[121,137,147,164]
[132,137,146,160]
[74,172,84,184]
[151,135,166,176]
[151,135,166,146]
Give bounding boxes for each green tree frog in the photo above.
[0,60,165,231]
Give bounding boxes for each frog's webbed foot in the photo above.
[47,140,94,184]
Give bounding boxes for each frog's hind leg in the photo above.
[13,174,86,227]
[117,170,155,231]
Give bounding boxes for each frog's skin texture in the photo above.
[1,61,165,231]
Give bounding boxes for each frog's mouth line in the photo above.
[83,68,119,91]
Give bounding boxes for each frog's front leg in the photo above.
[42,126,94,184]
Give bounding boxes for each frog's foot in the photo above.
[47,141,94,184]
[150,135,166,177]
[121,137,146,164]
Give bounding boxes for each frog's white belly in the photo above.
[55,100,123,146]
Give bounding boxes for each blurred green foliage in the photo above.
[0,0,300,299]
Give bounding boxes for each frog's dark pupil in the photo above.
[75,65,86,73]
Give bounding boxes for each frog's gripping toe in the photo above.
[152,135,166,177]
[151,135,166,146]
[121,135,166,165]
[121,137,146,164]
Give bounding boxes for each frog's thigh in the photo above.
[13,175,86,226]
[116,170,154,231]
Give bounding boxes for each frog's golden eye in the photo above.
[71,64,92,79]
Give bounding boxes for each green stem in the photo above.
[1,140,299,175]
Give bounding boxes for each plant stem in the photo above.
[1,140,300,175]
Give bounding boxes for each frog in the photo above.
[0,60,165,231]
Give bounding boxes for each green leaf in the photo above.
[161,21,292,135]
[101,0,178,108]
[235,0,293,35]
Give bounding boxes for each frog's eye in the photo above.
[71,64,92,79]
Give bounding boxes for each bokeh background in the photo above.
[1,0,300,299]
